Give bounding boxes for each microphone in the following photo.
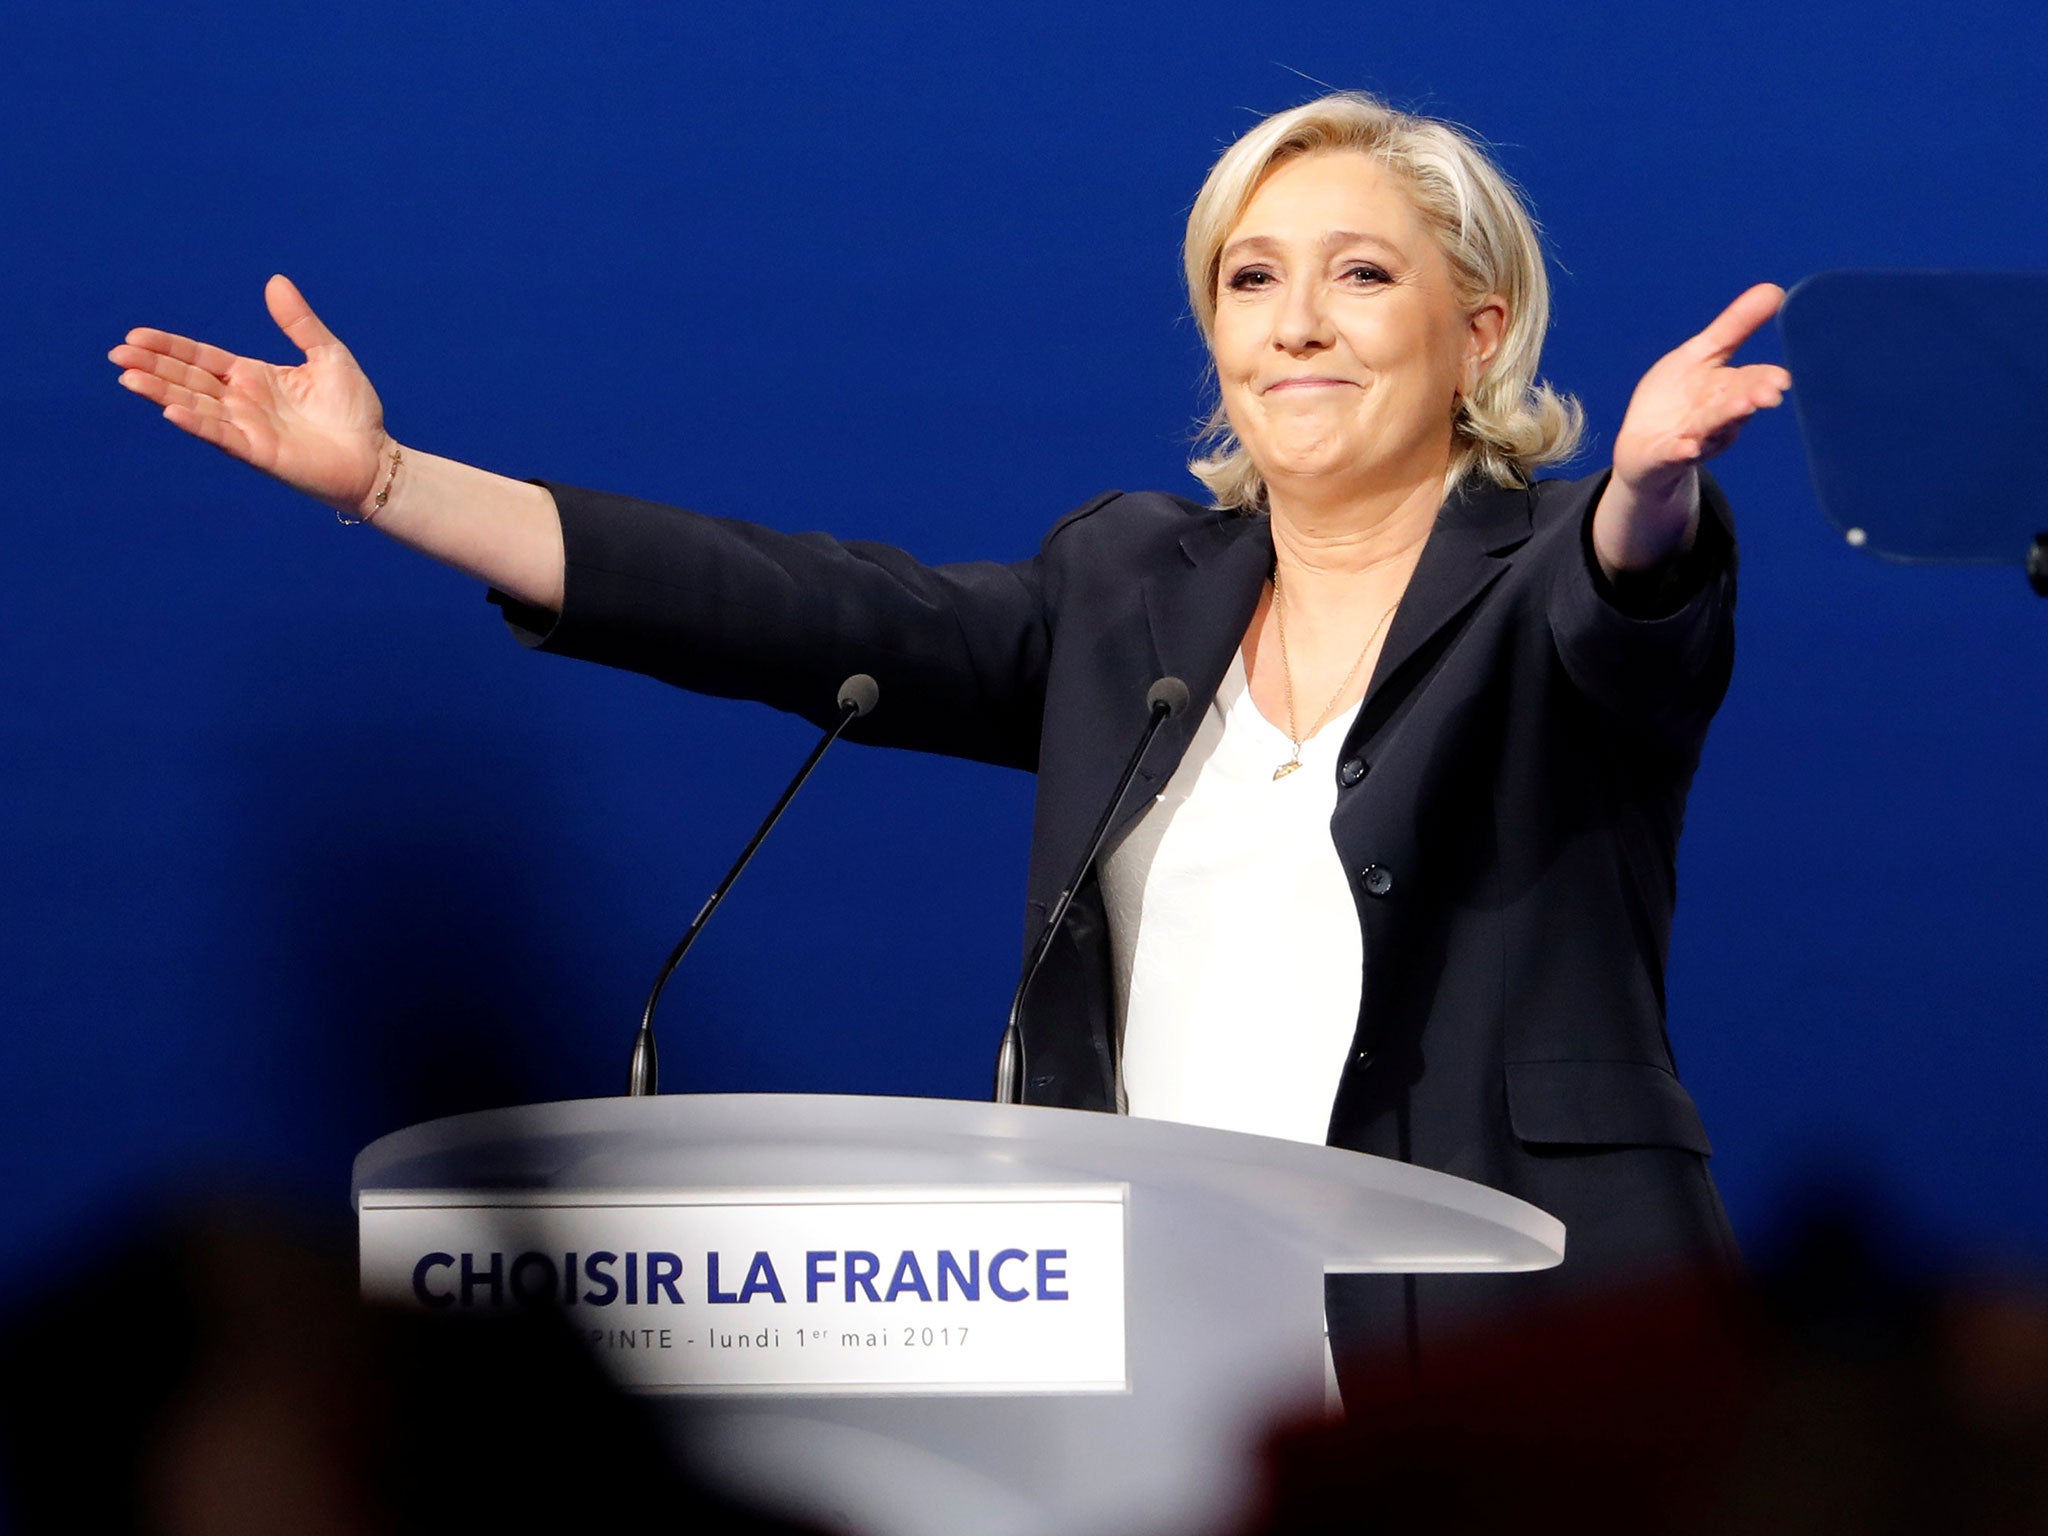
[993,676,1190,1105]
[1144,675,1190,719]
[627,674,879,1096]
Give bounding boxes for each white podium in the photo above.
[354,1095,1561,1536]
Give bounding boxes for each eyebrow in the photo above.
[1219,230,1409,266]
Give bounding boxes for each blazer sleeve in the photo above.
[488,482,1062,770]
[1541,468,1738,749]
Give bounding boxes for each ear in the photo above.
[1461,295,1509,397]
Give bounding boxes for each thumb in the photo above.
[264,273,342,357]
[1687,282,1786,365]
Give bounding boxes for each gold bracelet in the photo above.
[339,444,402,526]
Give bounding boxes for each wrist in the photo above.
[1594,463,1700,576]
[1612,457,1697,510]
[340,437,403,527]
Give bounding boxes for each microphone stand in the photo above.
[628,676,878,1096]
[994,678,1187,1105]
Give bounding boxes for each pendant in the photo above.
[1272,759,1301,781]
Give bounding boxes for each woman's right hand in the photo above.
[111,274,390,518]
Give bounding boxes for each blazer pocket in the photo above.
[1505,1059,1713,1156]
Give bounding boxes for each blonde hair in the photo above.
[1184,91,1583,511]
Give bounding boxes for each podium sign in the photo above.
[356,1097,1563,1536]
[360,1184,1128,1394]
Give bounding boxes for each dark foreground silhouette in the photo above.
[7,1200,2045,1535]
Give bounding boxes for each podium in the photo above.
[355,1094,1562,1536]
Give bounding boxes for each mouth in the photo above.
[1261,376,1358,394]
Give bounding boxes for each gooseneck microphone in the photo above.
[994,676,1189,1105]
[627,674,880,1096]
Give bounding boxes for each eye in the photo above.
[1223,266,1275,292]
[1342,262,1392,286]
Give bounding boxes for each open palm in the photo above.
[1613,282,1792,491]
[110,275,387,514]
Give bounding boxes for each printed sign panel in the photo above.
[359,1185,1128,1394]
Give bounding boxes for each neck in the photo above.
[1266,467,1443,584]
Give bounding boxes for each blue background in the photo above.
[4,0,2045,1308]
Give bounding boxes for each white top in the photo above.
[1101,651,1364,1145]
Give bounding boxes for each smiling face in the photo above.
[1210,150,1506,511]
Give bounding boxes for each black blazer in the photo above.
[500,468,1741,1364]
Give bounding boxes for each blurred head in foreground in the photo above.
[0,1206,814,1536]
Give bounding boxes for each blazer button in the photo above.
[1360,865,1394,898]
[1338,757,1367,787]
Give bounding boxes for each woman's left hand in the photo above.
[1593,282,1792,577]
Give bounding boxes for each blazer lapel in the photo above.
[1092,480,1532,850]
[1351,478,1534,747]
[1107,512,1273,844]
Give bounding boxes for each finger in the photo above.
[1696,423,1744,460]
[116,366,174,407]
[119,368,230,420]
[120,326,241,379]
[1687,282,1787,364]
[109,344,228,400]
[1682,375,1787,447]
[1674,415,1750,462]
[162,400,252,458]
[1726,362,1790,410]
[264,273,342,358]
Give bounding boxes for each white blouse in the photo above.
[1101,650,1364,1145]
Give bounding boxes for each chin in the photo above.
[1255,446,1368,486]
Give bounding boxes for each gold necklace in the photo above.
[1269,566,1397,781]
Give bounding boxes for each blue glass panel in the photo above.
[1779,271,2048,565]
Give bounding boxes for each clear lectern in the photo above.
[355,1094,1562,1536]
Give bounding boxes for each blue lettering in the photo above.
[1036,1249,1068,1301]
[647,1252,685,1305]
[461,1251,503,1308]
[806,1251,836,1304]
[845,1250,881,1302]
[740,1252,786,1303]
[706,1251,739,1304]
[510,1252,557,1306]
[625,1251,638,1306]
[412,1252,454,1308]
[885,1251,932,1302]
[584,1251,620,1306]
[938,1250,979,1301]
[989,1249,1029,1302]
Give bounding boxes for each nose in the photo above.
[1274,277,1333,354]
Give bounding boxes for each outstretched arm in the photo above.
[1591,282,1792,580]
[110,275,566,611]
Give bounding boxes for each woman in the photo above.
[110,92,1789,1370]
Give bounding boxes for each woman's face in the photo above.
[1211,150,1504,506]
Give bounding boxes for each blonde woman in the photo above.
[112,91,1788,1374]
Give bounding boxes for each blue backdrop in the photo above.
[5,0,2045,1309]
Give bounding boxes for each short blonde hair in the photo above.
[1184,91,1583,510]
